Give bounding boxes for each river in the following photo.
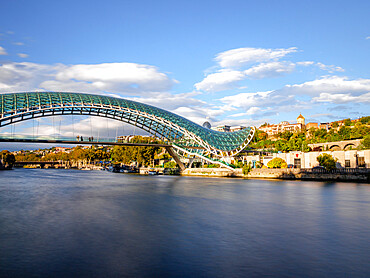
[0,168,369,277]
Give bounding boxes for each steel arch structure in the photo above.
[0,92,255,158]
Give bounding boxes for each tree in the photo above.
[360,116,370,124]
[280,131,293,141]
[0,150,16,168]
[164,161,177,168]
[242,162,252,175]
[338,126,351,140]
[267,157,287,168]
[158,153,171,160]
[343,118,351,126]
[361,135,370,149]
[331,121,339,128]
[70,146,86,161]
[317,153,337,170]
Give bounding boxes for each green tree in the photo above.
[331,121,339,128]
[164,161,177,168]
[360,116,370,124]
[343,118,351,126]
[0,150,15,168]
[338,126,351,140]
[317,153,337,170]
[70,146,86,161]
[361,135,370,149]
[158,153,171,160]
[267,157,287,168]
[242,162,252,175]
[280,131,293,141]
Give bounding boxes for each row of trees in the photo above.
[15,146,110,163]
[251,131,311,152]
[110,136,162,166]
[307,123,369,143]
[14,136,165,167]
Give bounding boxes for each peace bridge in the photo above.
[0,92,255,169]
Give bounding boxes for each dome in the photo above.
[202,121,211,129]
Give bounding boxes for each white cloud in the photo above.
[0,62,60,91]
[195,47,299,93]
[17,53,29,58]
[316,62,344,73]
[53,62,175,93]
[215,47,297,68]
[0,46,7,55]
[128,91,206,111]
[244,61,295,79]
[13,42,24,46]
[312,92,370,104]
[297,61,344,72]
[297,61,314,66]
[366,36,370,40]
[0,62,176,94]
[194,69,245,92]
[285,76,370,96]
[220,91,273,109]
[228,107,262,117]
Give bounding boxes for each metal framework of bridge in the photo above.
[0,92,255,169]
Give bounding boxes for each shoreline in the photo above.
[9,165,370,183]
[181,168,370,183]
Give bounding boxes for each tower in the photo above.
[297,114,305,125]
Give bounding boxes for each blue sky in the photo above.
[0,0,369,141]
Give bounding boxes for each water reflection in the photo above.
[0,169,369,277]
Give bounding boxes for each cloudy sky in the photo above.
[0,0,369,142]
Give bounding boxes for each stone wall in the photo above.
[182,168,238,177]
[181,168,370,182]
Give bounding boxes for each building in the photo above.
[297,114,305,125]
[259,115,305,137]
[230,126,246,132]
[241,149,369,169]
[212,125,231,132]
[55,147,71,153]
[116,135,153,142]
[306,122,318,130]
[319,122,331,131]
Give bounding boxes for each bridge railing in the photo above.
[300,168,369,174]
[0,134,119,143]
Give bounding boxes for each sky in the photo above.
[0,0,369,146]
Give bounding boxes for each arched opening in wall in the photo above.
[313,146,322,152]
[329,145,341,151]
[344,144,355,150]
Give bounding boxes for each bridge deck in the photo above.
[0,138,172,147]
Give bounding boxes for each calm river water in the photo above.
[0,169,369,277]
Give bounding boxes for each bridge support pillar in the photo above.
[165,146,186,171]
[188,158,195,168]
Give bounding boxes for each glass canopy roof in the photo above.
[0,92,254,156]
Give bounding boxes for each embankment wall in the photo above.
[182,168,369,182]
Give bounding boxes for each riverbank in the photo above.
[182,168,370,182]
[11,163,370,182]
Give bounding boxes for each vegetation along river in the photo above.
[0,168,369,277]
